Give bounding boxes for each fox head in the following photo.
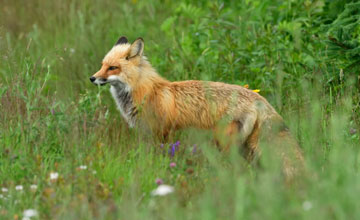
[90,36,146,87]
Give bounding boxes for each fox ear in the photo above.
[127,38,144,59]
[115,36,128,45]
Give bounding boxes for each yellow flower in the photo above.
[243,84,260,93]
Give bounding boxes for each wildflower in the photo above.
[155,178,164,185]
[15,185,23,191]
[1,188,8,193]
[30,185,37,191]
[160,143,164,148]
[192,144,197,154]
[302,201,312,211]
[169,144,176,157]
[174,141,180,148]
[22,209,38,219]
[151,185,174,196]
[0,194,8,201]
[92,170,97,174]
[79,165,87,170]
[169,162,176,168]
[49,172,59,180]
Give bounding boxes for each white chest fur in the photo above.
[110,83,137,127]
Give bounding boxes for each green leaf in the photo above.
[161,16,177,34]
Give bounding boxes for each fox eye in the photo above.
[108,66,118,71]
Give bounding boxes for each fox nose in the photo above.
[89,76,96,82]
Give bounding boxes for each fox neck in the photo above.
[109,61,168,127]
[110,82,137,127]
[132,62,169,105]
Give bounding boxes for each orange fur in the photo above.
[90,37,303,166]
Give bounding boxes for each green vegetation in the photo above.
[0,0,359,219]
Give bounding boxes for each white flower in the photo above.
[1,188,8,193]
[30,185,38,190]
[15,185,23,191]
[151,185,174,196]
[79,165,87,170]
[302,201,312,211]
[49,172,59,180]
[70,48,75,54]
[92,170,97,174]
[0,194,7,201]
[23,209,38,219]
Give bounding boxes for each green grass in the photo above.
[1,0,360,219]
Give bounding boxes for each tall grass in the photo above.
[0,0,359,219]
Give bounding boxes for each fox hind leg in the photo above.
[214,115,258,155]
[213,121,241,152]
[242,120,260,161]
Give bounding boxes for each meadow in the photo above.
[0,0,360,219]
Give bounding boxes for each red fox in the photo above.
[90,36,303,170]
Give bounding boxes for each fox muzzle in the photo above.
[90,76,107,86]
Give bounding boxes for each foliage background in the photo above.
[0,0,359,219]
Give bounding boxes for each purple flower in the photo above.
[170,162,176,168]
[51,109,55,115]
[160,143,164,148]
[192,144,197,154]
[155,178,164,185]
[174,141,180,150]
[169,144,176,157]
